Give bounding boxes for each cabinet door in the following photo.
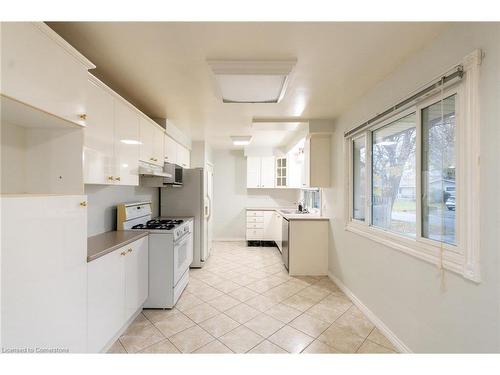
[87,247,125,352]
[139,117,154,164]
[114,99,139,186]
[260,156,275,188]
[152,125,165,167]
[177,144,190,168]
[1,195,88,352]
[124,237,149,320]
[1,23,90,126]
[164,135,177,164]
[276,214,283,251]
[246,157,261,188]
[84,79,115,184]
[263,211,274,240]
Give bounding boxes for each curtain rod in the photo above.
[344,65,464,138]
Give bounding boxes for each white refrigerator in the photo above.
[160,167,213,267]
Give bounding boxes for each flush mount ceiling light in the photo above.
[231,136,253,146]
[208,60,296,103]
[120,139,142,145]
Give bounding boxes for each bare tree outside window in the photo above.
[372,113,417,236]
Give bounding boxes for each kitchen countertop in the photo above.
[87,230,149,262]
[246,207,329,221]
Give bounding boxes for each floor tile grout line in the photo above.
[355,326,377,353]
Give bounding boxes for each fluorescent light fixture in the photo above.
[231,136,253,146]
[120,139,142,145]
[208,60,296,103]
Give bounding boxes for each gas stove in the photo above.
[116,201,193,309]
[117,201,191,241]
[132,219,184,230]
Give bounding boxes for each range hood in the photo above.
[138,162,172,178]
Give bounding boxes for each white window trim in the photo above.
[344,50,482,282]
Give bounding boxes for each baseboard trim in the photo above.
[328,271,412,353]
[213,238,246,242]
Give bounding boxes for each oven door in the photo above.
[173,230,193,285]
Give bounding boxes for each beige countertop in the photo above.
[87,230,149,262]
[246,207,329,221]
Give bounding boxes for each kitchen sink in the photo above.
[279,209,309,214]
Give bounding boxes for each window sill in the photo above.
[344,221,478,281]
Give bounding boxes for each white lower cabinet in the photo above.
[87,236,148,353]
[273,212,283,251]
[263,211,274,240]
[246,210,282,245]
[1,195,88,352]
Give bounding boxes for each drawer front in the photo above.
[246,228,264,240]
[247,222,264,229]
[246,210,264,217]
[247,216,264,223]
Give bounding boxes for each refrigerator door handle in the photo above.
[205,196,211,219]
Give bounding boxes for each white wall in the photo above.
[191,140,213,167]
[213,149,299,240]
[324,22,500,352]
[85,184,159,237]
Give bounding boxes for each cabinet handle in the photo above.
[127,248,132,253]
[80,201,87,207]
[108,176,114,181]
[115,176,121,181]
[150,157,155,161]
[120,251,127,256]
[79,114,87,120]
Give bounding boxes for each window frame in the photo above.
[344,50,481,282]
[351,133,368,223]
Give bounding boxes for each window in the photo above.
[421,95,456,245]
[302,188,321,212]
[344,50,481,282]
[372,113,416,236]
[352,136,366,221]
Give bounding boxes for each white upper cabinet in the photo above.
[260,156,276,188]
[246,156,275,188]
[1,22,95,126]
[164,135,177,164]
[84,78,115,185]
[177,144,191,168]
[164,134,190,168]
[113,99,140,186]
[246,157,262,188]
[139,117,164,167]
[152,126,165,166]
[84,75,140,186]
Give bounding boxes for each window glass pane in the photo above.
[353,137,366,220]
[302,189,321,211]
[422,95,456,245]
[372,113,417,236]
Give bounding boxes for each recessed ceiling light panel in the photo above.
[208,60,296,104]
[230,135,253,146]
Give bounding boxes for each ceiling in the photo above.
[47,22,448,149]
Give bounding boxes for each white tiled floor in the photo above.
[109,241,398,354]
